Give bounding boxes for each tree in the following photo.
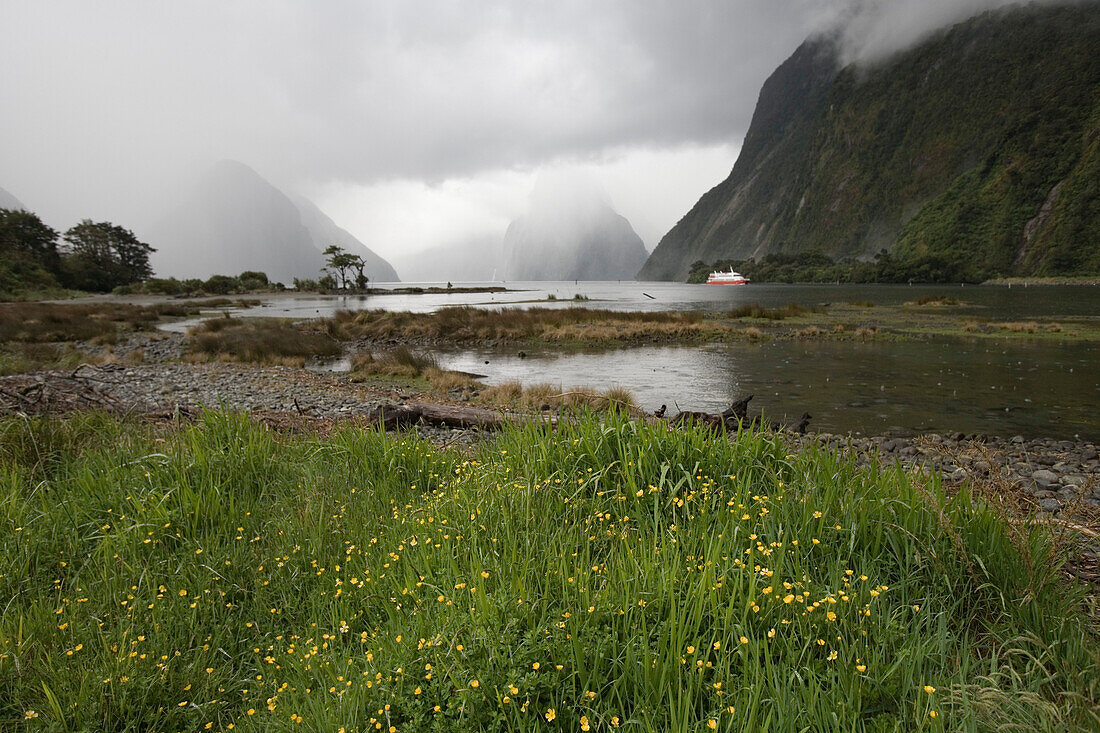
[322,245,367,290]
[60,220,155,292]
[0,208,62,292]
[0,209,61,272]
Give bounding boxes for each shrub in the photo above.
[203,274,240,294]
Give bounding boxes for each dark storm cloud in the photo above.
[0,0,1057,228]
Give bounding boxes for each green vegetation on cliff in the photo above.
[640,4,1100,282]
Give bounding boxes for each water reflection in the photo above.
[436,339,1097,440]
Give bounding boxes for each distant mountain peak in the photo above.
[503,185,648,281]
[148,161,399,283]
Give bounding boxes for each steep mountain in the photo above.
[291,195,400,282]
[149,161,398,284]
[0,186,27,211]
[639,3,1100,281]
[503,180,648,281]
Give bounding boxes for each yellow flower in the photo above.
[580,715,591,731]
[739,636,748,645]
[470,680,479,688]
[545,708,556,722]
[707,720,717,730]
[924,685,936,694]
[783,594,795,604]
[25,710,39,719]
[509,685,519,695]
[611,717,620,727]
[929,710,938,718]
[532,662,540,670]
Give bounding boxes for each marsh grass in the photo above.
[328,307,722,345]
[905,296,963,307]
[0,343,105,376]
[478,380,639,413]
[726,303,821,320]
[186,317,341,364]
[1,412,1097,731]
[0,302,203,344]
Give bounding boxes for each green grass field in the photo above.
[1,412,1097,731]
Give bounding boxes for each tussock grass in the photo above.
[793,325,825,339]
[350,346,439,377]
[351,348,479,392]
[906,296,963,307]
[478,380,639,413]
[186,317,340,364]
[854,326,877,339]
[328,307,722,344]
[0,302,202,343]
[1,412,1097,731]
[0,343,103,376]
[994,321,1040,333]
[727,302,820,320]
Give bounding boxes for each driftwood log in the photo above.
[367,402,545,431]
[367,394,809,436]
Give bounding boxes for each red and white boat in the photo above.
[706,268,750,285]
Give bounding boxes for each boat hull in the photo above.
[706,278,749,285]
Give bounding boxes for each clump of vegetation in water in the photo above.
[1,411,1096,730]
[327,307,724,345]
[186,317,341,366]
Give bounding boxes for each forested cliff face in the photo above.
[639,3,1100,281]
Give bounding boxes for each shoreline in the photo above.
[2,358,1096,520]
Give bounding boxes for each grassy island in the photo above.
[2,412,1096,730]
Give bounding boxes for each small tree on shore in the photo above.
[322,245,368,290]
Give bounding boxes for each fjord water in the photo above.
[437,339,1097,440]
[215,280,1100,319]
[224,282,1097,439]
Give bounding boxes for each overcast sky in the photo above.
[0,0,1042,260]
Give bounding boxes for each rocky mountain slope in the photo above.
[290,194,399,282]
[149,161,398,284]
[639,3,1100,281]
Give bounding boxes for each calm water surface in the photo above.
[436,339,1097,441]
[173,280,1100,322]
[182,282,1097,439]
